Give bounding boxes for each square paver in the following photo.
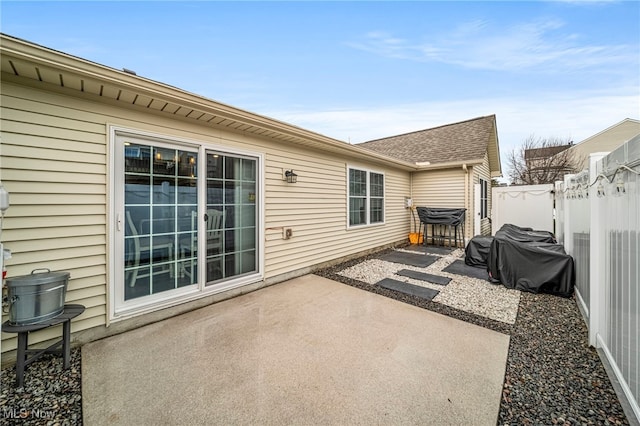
[396,269,451,285]
[377,278,440,300]
[379,251,438,267]
[443,260,489,280]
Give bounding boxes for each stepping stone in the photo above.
[423,245,455,256]
[396,269,451,286]
[442,260,489,280]
[379,252,438,268]
[403,245,453,256]
[376,278,440,301]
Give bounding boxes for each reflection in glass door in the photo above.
[205,151,257,284]
[123,142,198,301]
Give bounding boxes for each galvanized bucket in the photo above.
[6,268,70,325]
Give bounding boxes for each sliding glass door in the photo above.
[113,130,260,315]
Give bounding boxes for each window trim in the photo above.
[346,165,385,229]
[108,125,265,322]
[480,178,489,219]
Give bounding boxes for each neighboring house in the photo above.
[508,142,577,185]
[560,118,640,170]
[0,34,501,356]
[524,143,573,174]
[358,116,502,238]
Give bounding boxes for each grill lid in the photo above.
[6,268,70,286]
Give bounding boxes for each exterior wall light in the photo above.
[284,170,298,184]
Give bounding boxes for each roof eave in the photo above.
[1,34,417,171]
[488,116,502,177]
[414,158,484,171]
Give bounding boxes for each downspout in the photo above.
[409,171,414,234]
[462,164,469,243]
[410,171,413,201]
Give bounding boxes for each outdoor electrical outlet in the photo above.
[283,228,293,239]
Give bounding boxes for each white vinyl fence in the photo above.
[491,184,554,234]
[557,135,639,423]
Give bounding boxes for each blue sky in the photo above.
[2,1,639,171]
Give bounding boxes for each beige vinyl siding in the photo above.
[411,169,466,208]
[1,78,410,353]
[567,119,640,170]
[410,168,467,243]
[1,85,107,352]
[471,153,492,236]
[264,153,410,278]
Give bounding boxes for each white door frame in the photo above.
[108,125,265,322]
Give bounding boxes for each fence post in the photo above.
[563,174,575,255]
[554,181,564,245]
[588,152,608,347]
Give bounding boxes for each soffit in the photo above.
[0,34,415,171]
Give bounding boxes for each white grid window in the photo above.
[480,178,488,219]
[348,168,384,227]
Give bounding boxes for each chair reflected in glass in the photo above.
[179,209,224,284]
[125,210,174,288]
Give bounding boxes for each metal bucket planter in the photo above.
[5,268,70,325]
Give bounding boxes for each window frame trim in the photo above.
[346,165,386,229]
[480,178,489,220]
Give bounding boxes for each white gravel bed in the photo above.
[338,249,520,324]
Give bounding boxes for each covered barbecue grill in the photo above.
[416,207,466,248]
[464,224,574,298]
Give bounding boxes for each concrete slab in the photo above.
[82,275,509,425]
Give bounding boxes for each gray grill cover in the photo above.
[464,236,494,268]
[488,237,574,298]
[494,223,557,244]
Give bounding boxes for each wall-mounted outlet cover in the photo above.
[404,197,413,208]
[283,228,293,239]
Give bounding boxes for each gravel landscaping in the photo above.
[338,247,521,324]
[1,348,82,425]
[0,245,632,425]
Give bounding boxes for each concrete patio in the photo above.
[82,274,509,425]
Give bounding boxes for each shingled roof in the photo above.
[358,115,499,168]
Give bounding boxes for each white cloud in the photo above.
[263,89,639,176]
[348,18,635,72]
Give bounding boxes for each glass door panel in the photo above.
[205,151,257,284]
[124,143,198,301]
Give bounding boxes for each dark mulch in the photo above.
[499,293,629,426]
[1,348,82,425]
